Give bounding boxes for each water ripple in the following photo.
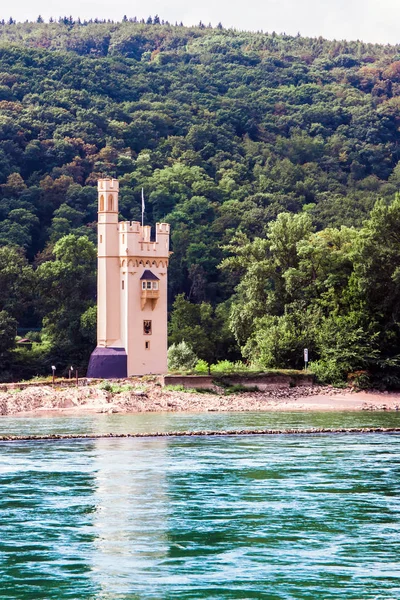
[0,414,399,598]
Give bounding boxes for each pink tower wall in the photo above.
[93,178,170,377]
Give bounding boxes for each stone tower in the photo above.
[87,178,170,378]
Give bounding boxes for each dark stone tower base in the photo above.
[87,347,127,379]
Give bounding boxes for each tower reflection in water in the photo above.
[91,437,170,596]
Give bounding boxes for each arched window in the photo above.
[108,195,114,211]
[99,194,104,211]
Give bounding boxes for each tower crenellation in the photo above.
[118,221,170,258]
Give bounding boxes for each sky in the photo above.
[3,0,400,45]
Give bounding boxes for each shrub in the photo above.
[211,360,249,374]
[99,381,113,392]
[25,331,42,343]
[311,314,379,385]
[165,384,196,393]
[348,370,371,390]
[99,381,136,394]
[194,359,209,373]
[223,383,259,394]
[168,341,198,371]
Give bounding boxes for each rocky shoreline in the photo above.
[0,381,400,416]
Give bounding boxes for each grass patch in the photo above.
[99,382,139,394]
[7,388,23,394]
[165,384,216,394]
[141,375,159,382]
[20,375,53,384]
[171,364,313,378]
[218,383,259,395]
[165,384,197,393]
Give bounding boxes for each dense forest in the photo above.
[1,18,400,385]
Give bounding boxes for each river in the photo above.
[0,411,399,599]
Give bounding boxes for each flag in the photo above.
[141,188,145,226]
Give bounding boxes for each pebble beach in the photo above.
[1,381,400,417]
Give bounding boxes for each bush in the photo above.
[99,381,136,394]
[347,370,371,390]
[211,360,250,374]
[25,330,42,343]
[168,341,198,371]
[194,359,209,373]
[311,314,379,385]
[310,359,347,385]
[223,383,259,394]
[243,313,316,370]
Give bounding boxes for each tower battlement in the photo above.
[98,178,119,191]
[119,222,170,258]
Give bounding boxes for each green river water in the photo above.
[0,411,399,599]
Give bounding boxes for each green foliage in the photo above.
[244,312,317,370]
[210,360,251,374]
[169,294,239,366]
[224,197,400,385]
[164,384,216,394]
[80,305,97,347]
[221,383,259,395]
[165,384,194,392]
[194,359,209,373]
[1,21,400,383]
[311,314,379,384]
[347,370,371,390]
[99,381,136,393]
[0,310,17,355]
[168,341,198,372]
[221,213,313,346]
[0,246,33,320]
[34,234,97,370]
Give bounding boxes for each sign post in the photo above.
[304,348,308,370]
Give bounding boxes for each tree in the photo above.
[80,305,97,348]
[221,213,313,347]
[35,235,96,368]
[0,310,16,355]
[0,246,33,320]
[169,294,237,369]
[311,314,379,384]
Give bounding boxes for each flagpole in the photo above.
[141,188,145,228]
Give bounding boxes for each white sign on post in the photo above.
[304,348,308,368]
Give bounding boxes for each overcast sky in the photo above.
[3,0,400,45]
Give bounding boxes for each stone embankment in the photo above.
[0,380,399,415]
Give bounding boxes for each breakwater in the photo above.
[0,426,399,442]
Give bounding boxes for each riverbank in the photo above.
[0,381,399,416]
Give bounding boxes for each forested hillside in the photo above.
[1,19,400,384]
